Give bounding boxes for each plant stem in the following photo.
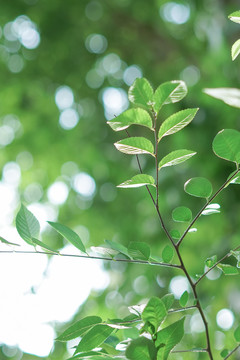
[224,344,240,359]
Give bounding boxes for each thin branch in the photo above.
[224,344,240,359]
[172,349,207,353]
[177,168,240,247]
[168,305,197,313]
[195,244,240,286]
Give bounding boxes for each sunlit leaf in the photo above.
[184,177,213,198]
[230,250,240,268]
[213,129,240,163]
[204,88,240,108]
[232,39,240,61]
[234,324,240,342]
[205,255,217,268]
[159,149,196,169]
[172,206,192,222]
[128,304,146,316]
[161,294,174,310]
[155,318,185,359]
[158,108,198,141]
[67,351,110,359]
[128,78,154,109]
[229,11,240,24]
[107,108,153,131]
[162,245,174,263]
[31,238,59,253]
[126,337,157,360]
[128,242,150,261]
[226,171,240,186]
[115,137,154,156]
[179,291,189,307]
[75,324,114,353]
[142,297,167,334]
[16,204,40,245]
[104,240,130,258]
[153,80,187,113]
[91,246,118,257]
[48,222,86,253]
[0,236,20,247]
[217,264,239,275]
[118,174,155,188]
[57,316,102,341]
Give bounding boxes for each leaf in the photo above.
[205,255,217,268]
[128,242,150,261]
[158,149,196,169]
[126,337,157,360]
[16,204,40,245]
[74,324,114,353]
[57,316,102,341]
[227,171,240,185]
[128,78,154,109]
[234,324,240,342]
[213,129,240,163]
[155,318,185,360]
[104,240,130,258]
[232,39,240,61]
[153,80,187,113]
[48,222,86,253]
[170,229,181,240]
[91,246,118,257]
[229,11,240,24]
[107,108,153,131]
[31,238,59,253]
[184,177,213,198]
[203,88,240,108]
[142,297,167,334]
[220,349,229,358]
[67,351,109,360]
[158,108,199,141]
[118,174,155,188]
[202,204,220,216]
[114,137,154,156]
[179,291,189,307]
[172,206,192,222]
[0,236,20,247]
[128,304,146,316]
[230,250,240,267]
[217,264,239,275]
[161,294,174,310]
[162,245,174,263]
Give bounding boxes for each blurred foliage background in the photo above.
[0,0,240,359]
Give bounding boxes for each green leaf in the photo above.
[161,294,174,310]
[220,349,229,358]
[227,171,240,185]
[114,137,154,156]
[213,129,240,163]
[155,318,185,360]
[107,108,153,131]
[142,297,167,334]
[232,39,240,61]
[128,78,154,109]
[153,80,187,113]
[217,264,239,275]
[184,177,213,198]
[0,236,20,246]
[179,291,189,307]
[158,149,196,169]
[126,337,157,360]
[234,325,240,342]
[67,351,109,360]
[162,245,174,263]
[158,108,198,141]
[47,222,86,253]
[31,238,59,253]
[230,250,240,267]
[57,316,102,341]
[91,246,118,257]
[75,324,114,353]
[229,11,240,24]
[172,206,192,222]
[104,239,130,258]
[204,88,240,108]
[202,203,220,216]
[170,229,181,240]
[205,255,217,268]
[16,204,40,245]
[118,174,155,188]
[128,242,150,261]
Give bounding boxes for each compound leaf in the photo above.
[115,137,154,156]
[159,150,196,169]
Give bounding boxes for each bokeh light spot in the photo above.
[72,172,96,198]
[169,275,189,298]
[216,309,234,330]
[102,87,128,119]
[123,65,142,86]
[85,33,107,54]
[55,86,74,110]
[47,181,69,205]
[160,2,190,25]
[59,108,79,130]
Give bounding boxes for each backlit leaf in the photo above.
[107,108,153,131]
[126,337,157,360]
[213,129,240,163]
[158,108,198,141]
[91,246,118,257]
[142,297,167,334]
[153,80,187,113]
[162,245,174,263]
[161,294,174,310]
[217,264,239,275]
[229,11,240,24]
[48,222,86,253]
[75,324,114,353]
[57,316,102,341]
[232,39,240,61]
[158,150,196,169]
[128,78,154,109]
[118,174,155,188]
[115,137,154,156]
[172,206,192,222]
[0,236,20,246]
[184,177,213,198]
[205,255,217,268]
[128,241,150,261]
[31,238,59,253]
[234,325,240,342]
[16,204,40,245]
[179,291,189,307]
[104,239,130,258]
[204,88,240,108]
[170,229,181,240]
[227,171,240,185]
[67,351,109,359]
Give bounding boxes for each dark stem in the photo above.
[224,344,240,359]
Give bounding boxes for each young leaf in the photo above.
[128,242,150,261]
[204,88,240,108]
[155,318,185,359]
[172,206,192,222]
[126,337,157,360]
[0,236,20,247]
[74,324,114,353]
[118,174,155,188]
[179,291,189,307]
[205,255,217,268]
[57,316,102,341]
[162,245,174,263]
[107,108,153,131]
[47,222,86,253]
[234,324,240,342]
[161,294,174,310]
[128,78,154,109]
[31,238,59,253]
[158,108,199,141]
[213,129,240,163]
[184,177,213,198]
[229,11,240,24]
[217,264,239,275]
[104,239,130,258]
[153,80,187,113]
[158,149,196,169]
[170,229,181,240]
[142,297,167,334]
[114,137,154,156]
[232,39,240,61]
[16,204,40,245]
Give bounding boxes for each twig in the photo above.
[224,344,240,359]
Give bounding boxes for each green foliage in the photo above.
[213,129,240,164]
[172,206,192,222]
[16,204,40,245]
[158,149,196,169]
[117,174,155,188]
[184,177,213,198]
